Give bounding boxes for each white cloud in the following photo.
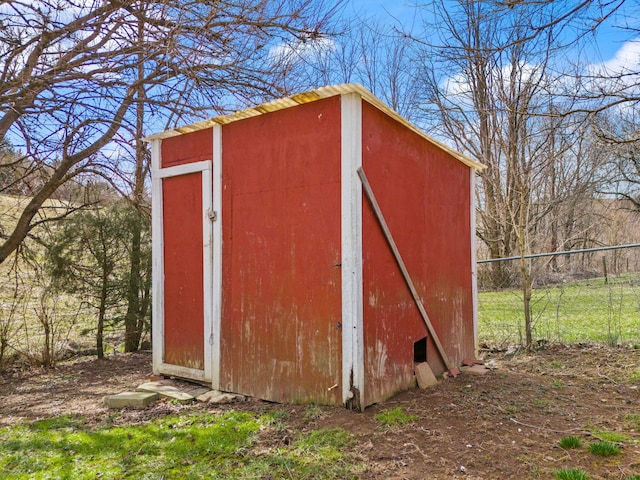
[441,61,544,106]
[269,36,336,63]
[582,38,640,107]
[588,39,640,77]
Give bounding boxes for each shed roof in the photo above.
[144,83,485,170]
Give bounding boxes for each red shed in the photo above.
[148,84,484,410]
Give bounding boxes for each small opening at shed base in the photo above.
[414,336,427,363]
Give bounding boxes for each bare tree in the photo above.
[122,3,152,353]
[0,0,340,265]
[411,0,613,347]
[273,17,422,121]
[593,109,640,204]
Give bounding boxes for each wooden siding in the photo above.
[220,97,344,405]
[361,100,474,407]
[161,128,213,168]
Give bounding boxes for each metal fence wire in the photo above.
[476,244,640,349]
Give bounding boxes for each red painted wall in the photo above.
[361,101,474,406]
[161,129,213,168]
[220,97,343,404]
[160,129,213,370]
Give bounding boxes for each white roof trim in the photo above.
[143,83,486,171]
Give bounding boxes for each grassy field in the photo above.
[478,274,640,347]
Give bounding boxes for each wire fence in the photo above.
[476,244,640,349]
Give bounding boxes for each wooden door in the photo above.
[152,159,213,383]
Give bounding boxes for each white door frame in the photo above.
[151,138,213,383]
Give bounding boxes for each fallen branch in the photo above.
[509,417,586,434]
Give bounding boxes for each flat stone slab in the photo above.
[464,364,490,375]
[415,362,438,389]
[197,390,243,404]
[104,391,159,409]
[137,380,210,403]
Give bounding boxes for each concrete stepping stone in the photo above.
[137,380,210,403]
[104,391,159,409]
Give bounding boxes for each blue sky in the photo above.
[343,0,638,68]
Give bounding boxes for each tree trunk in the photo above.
[97,278,108,359]
[135,254,152,348]
[521,254,533,350]
[124,6,148,353]
[42,317,52,368]
[124,214,143,352]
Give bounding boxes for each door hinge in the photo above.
[207,209,217,222]
[209,334,214,346]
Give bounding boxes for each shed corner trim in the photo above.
[340,92,364,410]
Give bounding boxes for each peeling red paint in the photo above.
[361,100,474,407]
[220,97,343,405]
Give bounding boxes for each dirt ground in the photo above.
[1,345,639,479]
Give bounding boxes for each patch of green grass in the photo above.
[0,412,364,479]
[0,411,260,478]
[533,399,548,408]
[607,333,620,347]
[589,440,621,457]
[555,468,589,480]
[629,371,640,383]
[504,405,520,414]
[241,428,359,479]
[29,415,84,431]
[624,413,640,430]
[260,408,289,426]
[374,407,417,426]
[295,428,352,459]
[303,404,324,421]
[591,429,631,443]
[558,435,582,449]
[552,379,564,387]
[624,475,640,480]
